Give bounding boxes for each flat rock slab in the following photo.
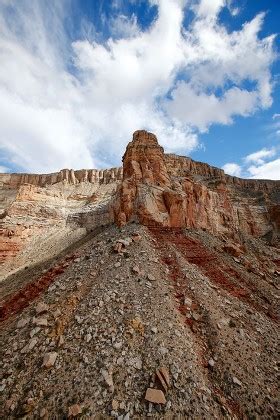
[145,388,166,404]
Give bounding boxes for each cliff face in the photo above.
[0,167,122,278]
[113,130,280,242]
[1,130,279,278]
[0,167,123,188]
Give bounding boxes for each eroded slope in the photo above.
[0,224,279,418]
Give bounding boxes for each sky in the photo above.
[0,0,279,179]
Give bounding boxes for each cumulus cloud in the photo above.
[165,84,257,131]
[247,159,280,180]
[244,148,276,165]
[223,146,280,180]
[0,0,277,173]
[222,162,241,177]
[245,147,280,179]
[165,8,276,131]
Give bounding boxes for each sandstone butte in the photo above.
[0,129,279,278]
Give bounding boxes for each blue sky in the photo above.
[0,0,279,179]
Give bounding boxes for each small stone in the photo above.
[151,327,158,334]
[40,408,48,418]
[58,335,64,347]
[208,359,215,368]
[28,337,38,350]
[159,366,171,387]
[132,233,141,241]
[115,262,121,268]
[113,341,122,350]
[101,368,114,392]
[85,333,92,343]
[133,357,142,370]
[232,376,242,386]
[119,401,126,410]
[21,337,37,354]
[33,317,48,327]
[30,327,41,338]
[114,242,123,253]
[75,315,83,324]
[35,302,49,314]
[147,274,155,282]
[158,345,168,354]
[112,399,119,411]
[53,309,61,318]
[166,400,172,410]
[192,312,201,321]
[68,404,82,417]
[184,297,192,307]
[145,388,166,404]
[117,238,132,246]
[17,317,30,328]
[132,265,141,275]
[156,369,168,392]
[42,352,58,368]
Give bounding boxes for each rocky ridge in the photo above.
[0,130,279,418]
[0,223,279,418]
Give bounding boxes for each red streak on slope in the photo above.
[0,254,78,322]
[149,227,278,323]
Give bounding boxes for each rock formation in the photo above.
[1,130,279,279]
[0,168,122,278]
[114,130,280,242]
[0,131,279,418]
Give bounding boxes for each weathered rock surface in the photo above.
[0,168,122,278]
[114,130,280,245]
[1,130,279,279]
[0,131,279,418]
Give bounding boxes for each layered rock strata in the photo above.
[1,130,279,279]
[0,168,122,278]
[114,130,280,243]
[0,167,123,188]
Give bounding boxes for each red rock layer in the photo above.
[114,130,280,244]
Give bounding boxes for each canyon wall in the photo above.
[0,168,122,278]
[0,167,123,188]
[113,130,280,243]
[1,130,279,279]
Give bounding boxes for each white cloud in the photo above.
[223,147,280,180]
[195,0,225,19]
[110,14,140,38]
[222,162,241,177]
[244,148,276,165]
[166,9,276,130]
[247,159,280,180]
[272,113,280,119]
[245,147,280,179]
[0,0,277,173]
[166,84,257,131]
